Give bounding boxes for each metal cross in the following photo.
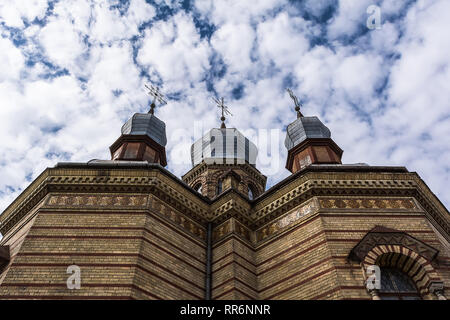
[287,88,303,118]
[213,97,232,128]
[145,83,167,114]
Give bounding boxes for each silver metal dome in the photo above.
[121,113,167,147]
[191,128,258,166]
[285,116,331,150]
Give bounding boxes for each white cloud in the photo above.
[52,0,92,35]
[0,0,450,215]
[127,0,156,26]
[211,23,255,73]
[90,1,133,43]
[39,18,86,70]
[333,53,384,108]
[137,12,211,91]
[0,37,25,82]
[327,0,373,39]
[0,0,48,28]
[194,0,283,25]
[256,12,310,68]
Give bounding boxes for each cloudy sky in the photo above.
[0,0,449,215]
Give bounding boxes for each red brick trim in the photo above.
[143,228,205,264]
[324,229,435,234]
[263,267,336,299]
[136,256,204,291]
[134,265,203,299]
[258,239,328,275]
[22,234,205,274]
[361,244,442,296]
[311,286,367,300]
[322,214,424,218]
[258,257,360,294]
[0,295,133,300]
[131,284,163,300]
[259,256,333,293]
[257,230,325,266]
[27,225,205,265]
[256,215,321,250]
[212,251,255,268]
[38,210,207,248]
[328,238,441,245]
[213,260,257,277]
[212,233,254,250]
[0,284,164,300]
[146,207,206,247]
[213,287,255,300]
[31,226,144,230]
[6,262,202,299]
[211,277,258,293]
[141,237,205,274]
[14,251,204,291]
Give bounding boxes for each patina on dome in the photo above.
[121,113,167,147]
[190,128,258,166]
[284,116,331,151]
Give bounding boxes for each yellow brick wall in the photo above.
[0,194,207,300]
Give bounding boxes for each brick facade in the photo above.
[0,164,449,300]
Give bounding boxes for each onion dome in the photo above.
[121,113,167,147]
[285,116,331,150]
[190,128,257,167]
[109,112,167,166]
[284,89,342,173]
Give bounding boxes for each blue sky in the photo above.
[0,0,449,214]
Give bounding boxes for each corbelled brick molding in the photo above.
[1,165,449,245]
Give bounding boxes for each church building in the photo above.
[0,89,449,300]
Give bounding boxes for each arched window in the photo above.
[248,184,256,200]
[379,267,421,300]
[216,179,223,195]
[194,183,202,194]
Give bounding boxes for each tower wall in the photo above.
[182,163,267,200]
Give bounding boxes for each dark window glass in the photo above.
[379,267,421,300]
[248,184,256,200]
[216,180,222,195]
[194,183,202,194]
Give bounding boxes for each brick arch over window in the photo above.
[366,247,439,295]
[349,226,443,297]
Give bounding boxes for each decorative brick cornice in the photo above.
[0,167,209,235]
[251,171,450,237]
[210,191,252,225]
[1,165,449,243]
